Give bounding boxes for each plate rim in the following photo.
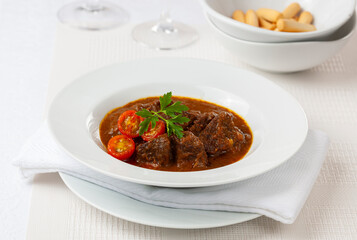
[59,172,261,229]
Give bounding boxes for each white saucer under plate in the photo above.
[60,172,261,229]
[48,58,308,187]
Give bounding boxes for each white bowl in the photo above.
[207,12,355,72]
[48,58,308,187]
[201,0,356,43]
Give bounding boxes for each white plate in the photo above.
[60,172,261,229]
[48,58,308,188]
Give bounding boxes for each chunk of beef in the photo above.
[133,100,161,112]
[188,112,218,136]
[133,99,172,121]
[180,110,202,130]
[171,131,208,169]
[136,134,172,167]
[199,112,244,157]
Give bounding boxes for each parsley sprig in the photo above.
[136,92,190,139]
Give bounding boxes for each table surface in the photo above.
[1,1,357,239]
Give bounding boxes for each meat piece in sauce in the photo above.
[135,134,172,168]
[188,112,218,136]
[133,99,172,121]
[199,112,244,157]
[133,99,161,112]
[171,131,208,169]
[180,110,201,130]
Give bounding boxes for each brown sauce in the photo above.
[99,96,253,171]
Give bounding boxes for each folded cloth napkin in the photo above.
[13,123,329,224]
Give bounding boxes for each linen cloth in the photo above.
[14,123,329,224]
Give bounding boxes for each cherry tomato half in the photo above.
[107,135,135,160]
[142,120,166,141]
[118,110,143,138]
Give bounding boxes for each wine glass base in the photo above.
[132,21,199,50]
[58,0,129,30]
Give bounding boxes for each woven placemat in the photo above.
[27,23,357,240]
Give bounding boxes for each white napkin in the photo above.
[13,123,329,224]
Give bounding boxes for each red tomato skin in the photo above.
[107,135,135,160]
[118,110,143,138]
[142,120,166,141]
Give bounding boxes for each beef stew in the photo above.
[100,96,253,171]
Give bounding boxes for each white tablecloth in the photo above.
[1,1,357,239]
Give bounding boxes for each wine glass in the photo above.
[58,0,129,30]
[132,10,198,50]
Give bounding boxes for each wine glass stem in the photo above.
[151,10,177,34]
[83,0,104,11]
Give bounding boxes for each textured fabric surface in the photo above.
[14,125,328,224]
[26,23,357,239]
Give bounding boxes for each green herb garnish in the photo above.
[136,92,190,139]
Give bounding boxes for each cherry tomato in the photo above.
[107,135,135,160]
[118,110,143,138]
[142,120,166,141]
